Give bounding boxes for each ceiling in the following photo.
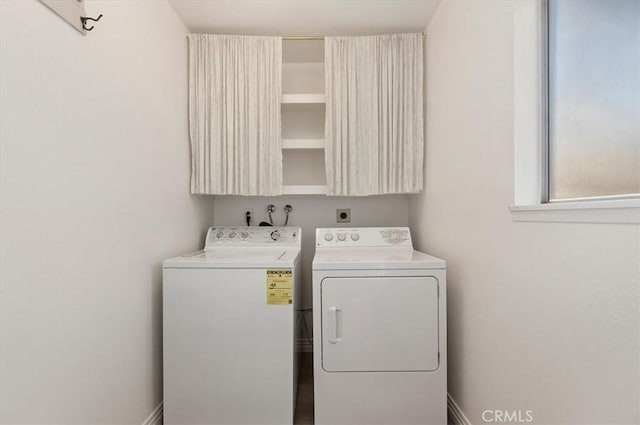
[169,0,441,36]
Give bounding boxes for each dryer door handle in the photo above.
[328,307,342,344]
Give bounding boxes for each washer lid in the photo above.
[313,248,445,270]
[163,247,300,269]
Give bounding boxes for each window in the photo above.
[545,0,640,202]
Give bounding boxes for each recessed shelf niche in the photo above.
[281,39,327,195]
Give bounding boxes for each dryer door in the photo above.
[321,276,439,372]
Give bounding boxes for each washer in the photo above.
[163,226,302,425]
[312,227,447,425]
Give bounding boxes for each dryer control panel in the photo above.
[205,226,301,248]
[316,227,413,248]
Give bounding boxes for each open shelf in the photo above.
[282,139,325,149]
[283,63,324,95]
[281,40,327,196]
[283,40,324,63]
[282,185,327,195]
[283,149,325,186]
[282,105,325,139]
[281,93,326,104]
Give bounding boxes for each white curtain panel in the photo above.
[188,35,282,195]
[325,33,424,196]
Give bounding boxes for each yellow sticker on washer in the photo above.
[267,269,293,305]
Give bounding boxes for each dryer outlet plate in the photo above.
[336,209,351,223]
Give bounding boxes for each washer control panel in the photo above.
[205,226,301,247]
[316,227,412,248]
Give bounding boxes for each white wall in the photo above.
[409,1,640,424]
[213,195,409,309]
[0,1,214,423]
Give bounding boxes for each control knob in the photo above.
[240,231,249,239]
[324,233,333,241]
[228,231,237,238]
[337,233,346,241]
[350,233,360,241]
[388,230,400,242]
[270,230,281,241]
[216,231,225,239]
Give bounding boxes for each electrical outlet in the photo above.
[336,208,351,223]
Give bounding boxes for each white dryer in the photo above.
[163,226,302,425]
[312,227,447,425]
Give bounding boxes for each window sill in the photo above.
[510,198,640,224]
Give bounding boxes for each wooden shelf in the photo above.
[281,93,326,104]
[282,185,327,195]
[282,139,325,149]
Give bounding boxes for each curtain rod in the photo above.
[283,36,324,40]
[283,33,426,41]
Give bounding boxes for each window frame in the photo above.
[510,0,639,224]
[542,0,640,204]
[541,0,550,204]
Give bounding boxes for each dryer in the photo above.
[312,227,446,425]
[163,226,302,425]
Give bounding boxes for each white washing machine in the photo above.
[163,226,302,425]
[312,227,447,425]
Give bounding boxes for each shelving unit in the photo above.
[281,40,327,195]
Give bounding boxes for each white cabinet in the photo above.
[281,40,327,195]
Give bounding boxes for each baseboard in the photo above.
[142,402,163,425]
[296,338,313,353]
[448,393,472,425]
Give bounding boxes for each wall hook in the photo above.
[80,14,103,31]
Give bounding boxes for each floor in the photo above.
[294,353,314,425]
